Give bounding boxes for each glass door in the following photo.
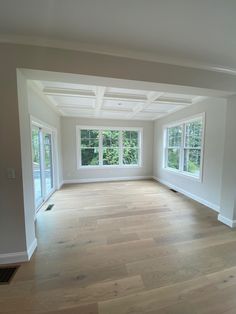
[32,126,55,211]
[43,132,54,196]
[32,126,43,208]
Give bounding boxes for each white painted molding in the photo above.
[153,176,220,213]
[218,215,236,228]
[0,251,28,265]
[0,238,37,265]
[27,238,37,260]
[63,175,152,184]
[1,34,236,76]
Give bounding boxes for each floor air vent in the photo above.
[45,204,54,211]
[0,266,19,284]
[170,188,178,193]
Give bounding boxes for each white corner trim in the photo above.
[63,175,152,184]
[0,238,37,265]
[153,176,220,213]
[27,238,37,260]
[218,214,236,228]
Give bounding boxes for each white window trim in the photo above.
[163,113,205,182]
[76,125,143,169]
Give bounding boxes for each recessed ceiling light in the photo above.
[118,102,123,106]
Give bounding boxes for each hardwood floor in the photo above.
[1,179,236,313]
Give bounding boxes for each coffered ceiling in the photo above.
[32,80,202,121]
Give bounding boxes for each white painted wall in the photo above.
[153,97,227,211]
[27,86,63,185]
[61,117,154,182]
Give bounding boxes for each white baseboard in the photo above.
[0,238,37,265]
[153,176,220,213]
[0,251,28,265]
[63,175,152,184]
[218,214,236,228]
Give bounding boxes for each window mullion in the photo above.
[180,123,185,172]
[99,129,103,166]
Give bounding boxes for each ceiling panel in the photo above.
[145,103,185,113]
[102,99,141,111]
[40,81,96,91]
[106,87,148,96]
[163,92,194,101]
[52,95,95,108]
[32,80,202,121]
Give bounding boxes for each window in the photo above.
[164,114,204,179]
[166,125,182,170]
[81,129,99,166]
[123,131,139,165]
[103,130,119,165]
[77,127,142,168]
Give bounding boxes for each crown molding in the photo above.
[1,34,236,76]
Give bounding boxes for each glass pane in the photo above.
[123,131,138,147]
[81,129,99,149]
[44,133,53,195]
[123,148,139,165]
[185,120,202,148]
[81,138,99,148]
[81,129,99,139]
[103,148,119,165]
[167,126,182,147]
[184,148,201,176]
[102,130,119,147]
[81,148,99,166]
[167,148,180,169]
[32,127,42,206]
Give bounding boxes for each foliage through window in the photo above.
[164,115,204,179]
[79,127,141,167]
[123,131,139,165]
[81,129,99,166]
[103,130,119,165]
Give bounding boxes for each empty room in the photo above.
[1,1,236,313]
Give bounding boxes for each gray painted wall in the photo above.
[153,97,227,210]
[61,117,154,181]
[1,42,236,263]
[220,95,236,221]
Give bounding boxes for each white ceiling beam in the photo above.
[38,83,196,120]
[43,87,146,102]
[128,92,164,119]
[43,87,95,98]
[155,98,192,106]
[105,92,146,102]
[147,91,164,103]
[43,87,192,105]
[95,86,106,117]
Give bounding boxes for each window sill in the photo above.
[163,167,202,182]
[78,165,142,170]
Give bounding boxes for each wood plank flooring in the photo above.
[1,179,236,313]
